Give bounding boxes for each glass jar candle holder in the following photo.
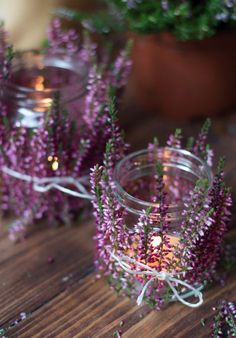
[113,148,212,304]
[2,50,87,128]
[91,142,233,310]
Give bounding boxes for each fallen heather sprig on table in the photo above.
[212,300,236,337]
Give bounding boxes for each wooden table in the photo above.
[1,114,236,337]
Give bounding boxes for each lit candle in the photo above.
[47,155,59,171]
[148,234,179,270]
[128,233,179,271]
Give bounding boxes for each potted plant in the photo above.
[57,1,236,119]
[111,0,236,119]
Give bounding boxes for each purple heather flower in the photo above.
[47,18,79,54]
[167,128,182,149]
[192,119,214,165]
[225,0,234,7]
[216,11,229,22]
[212,300,236,337]
[161,0,169,11]
[126,0,139,9]
[0,23,13,81]
[8,209,33,242]
[109,46,133,88]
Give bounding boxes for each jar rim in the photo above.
[8,49,87,97]
[113,147,213,217]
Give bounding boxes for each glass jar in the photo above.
[111,147,213,307]
[2,50,87,128]
[113,147,213,231]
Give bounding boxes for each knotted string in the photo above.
[1,166,93,200]
[110,251,203,308]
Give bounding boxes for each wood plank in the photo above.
[7,268,236,337]
[0,220,95,329]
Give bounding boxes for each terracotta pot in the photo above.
[125,31,236,119]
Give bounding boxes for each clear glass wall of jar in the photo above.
[112,147,213,305]
[2,50,87,128]
[113,147,213,232]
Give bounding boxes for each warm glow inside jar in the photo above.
[3,50,87,128]
[112,147,213,302]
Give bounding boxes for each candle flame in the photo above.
[42,98,53,105]
[151,236,162,247]
[52,160,59,171]
[48,155,59,171]
[34,75,45,91]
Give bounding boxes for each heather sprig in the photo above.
[167,128,182,149]
[134,208,153,263]
[148,137,159,153]
[108,40,133,88]
[212,300,236,337]
[177,179,215,282]
[152,161,164,202]
[90,94,130,257]
[192,118,213,165]
[104,95,129,170]
[0,23,13,81]
[47,18,79,54]
[90,143,129,272]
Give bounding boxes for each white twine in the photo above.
[110,251,203,308]
[1,166,93,200]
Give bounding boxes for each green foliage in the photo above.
[174,128,182,138]
[201,118,211,134]
[55,1,236,40]
[186,136,194,150]
[112,0,236,40]
[6,45,14,63]
[155,160,164,177]
[108,93,118,123]
[217,157,226,173]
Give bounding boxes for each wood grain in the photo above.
[1,114,236,337]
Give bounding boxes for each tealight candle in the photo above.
[3,50,87,128]
[126,233,180,280]
[148,234,180,270]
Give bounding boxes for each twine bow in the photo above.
[1,166,93,200]
[110,251,203,308]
